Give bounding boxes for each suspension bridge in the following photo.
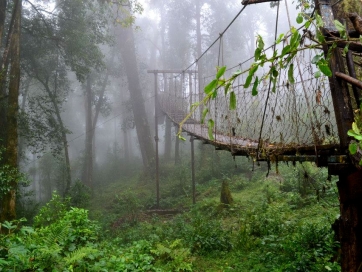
[147,1,362,268]
[148,0,360,170]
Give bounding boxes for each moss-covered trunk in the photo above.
[1,0,21,222]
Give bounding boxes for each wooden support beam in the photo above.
[153,72,160,208]
[327,38,362,53]
[346,50,362,103]
[190,136,196,205]
[335,71,362,89]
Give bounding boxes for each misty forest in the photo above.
[1,0,362,271]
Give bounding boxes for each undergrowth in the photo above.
[0,160,341,271]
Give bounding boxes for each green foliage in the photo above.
[1,205,101,271]
[34,191,70,227]
[348,104,362,166]
[185,211,233,254]
[0,148,28,198]
[151,239,194,271]
[69,180,91,208]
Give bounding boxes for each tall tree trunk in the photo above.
[82,76,93,188]
[18,78,31,164]
[1,0,21,222]
[118,26,155,172]
[82,71,109,188]
[40,80,71,196]
[0,0,6,47]
[0,0,8,146]
[336,170,362,272]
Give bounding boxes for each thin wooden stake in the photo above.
[154,72,160,208]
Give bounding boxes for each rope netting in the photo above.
[157,1,344,158]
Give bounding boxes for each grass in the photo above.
[87,159,341,271]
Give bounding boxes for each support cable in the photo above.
[256,0,280,158]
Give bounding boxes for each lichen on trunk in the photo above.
[220,180,233,205]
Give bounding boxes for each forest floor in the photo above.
[88,161,341,272]
[1,157,341,271]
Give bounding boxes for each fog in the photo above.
[7,0,304,204]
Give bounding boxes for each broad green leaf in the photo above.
[281,45,291,57]
[224,82,231,96]
[334,20,345,32]
[252,77,259,96]
[249,64,258,76]
[218,79,225,86]
[314,71,321,78]
[288,64,295,84]
[254,48,262,61]
[272,77,277,93]
[348,130,362,140]
[334,20,346,38]
[290,31,300,47]
[318,62,332,77]
[230,91,237,110]
[349,142,358,155]
[352,122,360,134]
[204,79,218,94]
[272,68,278,78]
[212,89,218,99]
[276,33,284,44]
[201,108,209,124]
[316,14,324,27]
[359,159,362,166]
[244,74,253,88]
[216,66,226,79]
[311,54,322,64]
[316,31,325,43]
[296,13,303,24]
[257,35,264,50]
[305,20,311,28]
[208,119,215,140]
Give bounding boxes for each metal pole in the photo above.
[154,72,160,208]
[191,136,196,204]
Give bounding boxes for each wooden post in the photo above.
[154,72,160,208]
[315,0,362,271]
[191,136,196,204]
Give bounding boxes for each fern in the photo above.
[42,223,70,247]
[64,246,98,266]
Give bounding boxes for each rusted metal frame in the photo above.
[335,71,362,90]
